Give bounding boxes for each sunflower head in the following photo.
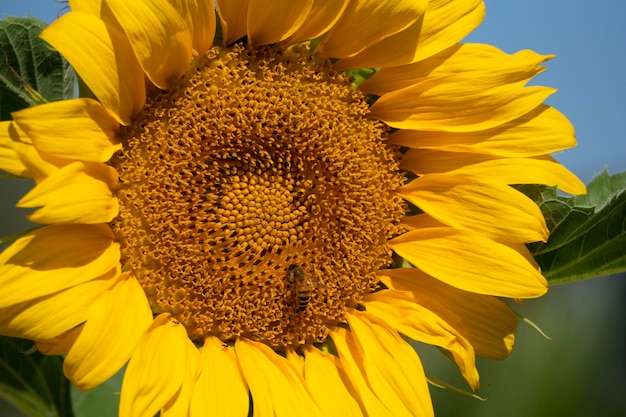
[110,41,406,348]
[0,1,585,416]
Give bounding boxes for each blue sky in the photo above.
[2,0,625,182]
[464,0,626,183]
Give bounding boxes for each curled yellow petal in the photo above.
[17,161,119,224]
[390,227,548,298]
[0,224,119,308]
[377,268,517,360]
[190,337,249,417]
[12,98,121,162]
[361,290,480,389]
[64,272,153,391]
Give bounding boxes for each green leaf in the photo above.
[38,355,74,417]
[0,336,73,417]
[0,16,76,120]
[521,185,594,255]
[71,367,123,417]
[524,169,626,284]
[573,168,626,211]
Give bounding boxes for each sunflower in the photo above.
[0,0,585,416]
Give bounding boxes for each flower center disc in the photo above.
[110,43,405,348]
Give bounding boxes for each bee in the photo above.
[286,264,313,311]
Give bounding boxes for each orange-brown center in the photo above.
[110,43,405,348]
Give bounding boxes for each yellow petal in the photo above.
[369,43,556,132]
[364,43,551,95]
[361,43,554,95]
[0,268,115,340]
[235,338,322,417]
[286,348,305,376]
[402,150,586,195]
[247,0,313,46]
[329,326,397,417]
[161,337,200,417]
[17,161,119,224]
[361,290,479,389]
[40,13,145,125]
[378,268,517,360]
[68,0,104,15]
[400,0,485,63]
[399,174,549,242]
[508,241,542,272]
[302,345,362,417]
[401,213,447,230]
[215,0,249,45]
[119,314,193,417]
[316,0,426,59]
[0,224,119,308]
[372,86,554,132]
[0,122,67,182]
[334,0,484,70]
[190,337,249,417]
[346,311,434,417]
[106,0,192,89]
[12,98,121,162]
[390,227,548,298]
[283,0,350,46]
[389,105,578,158]
[64,272,153,391]
[36,326,83,356]
[169,0,216,56]
[0,121,29,177]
